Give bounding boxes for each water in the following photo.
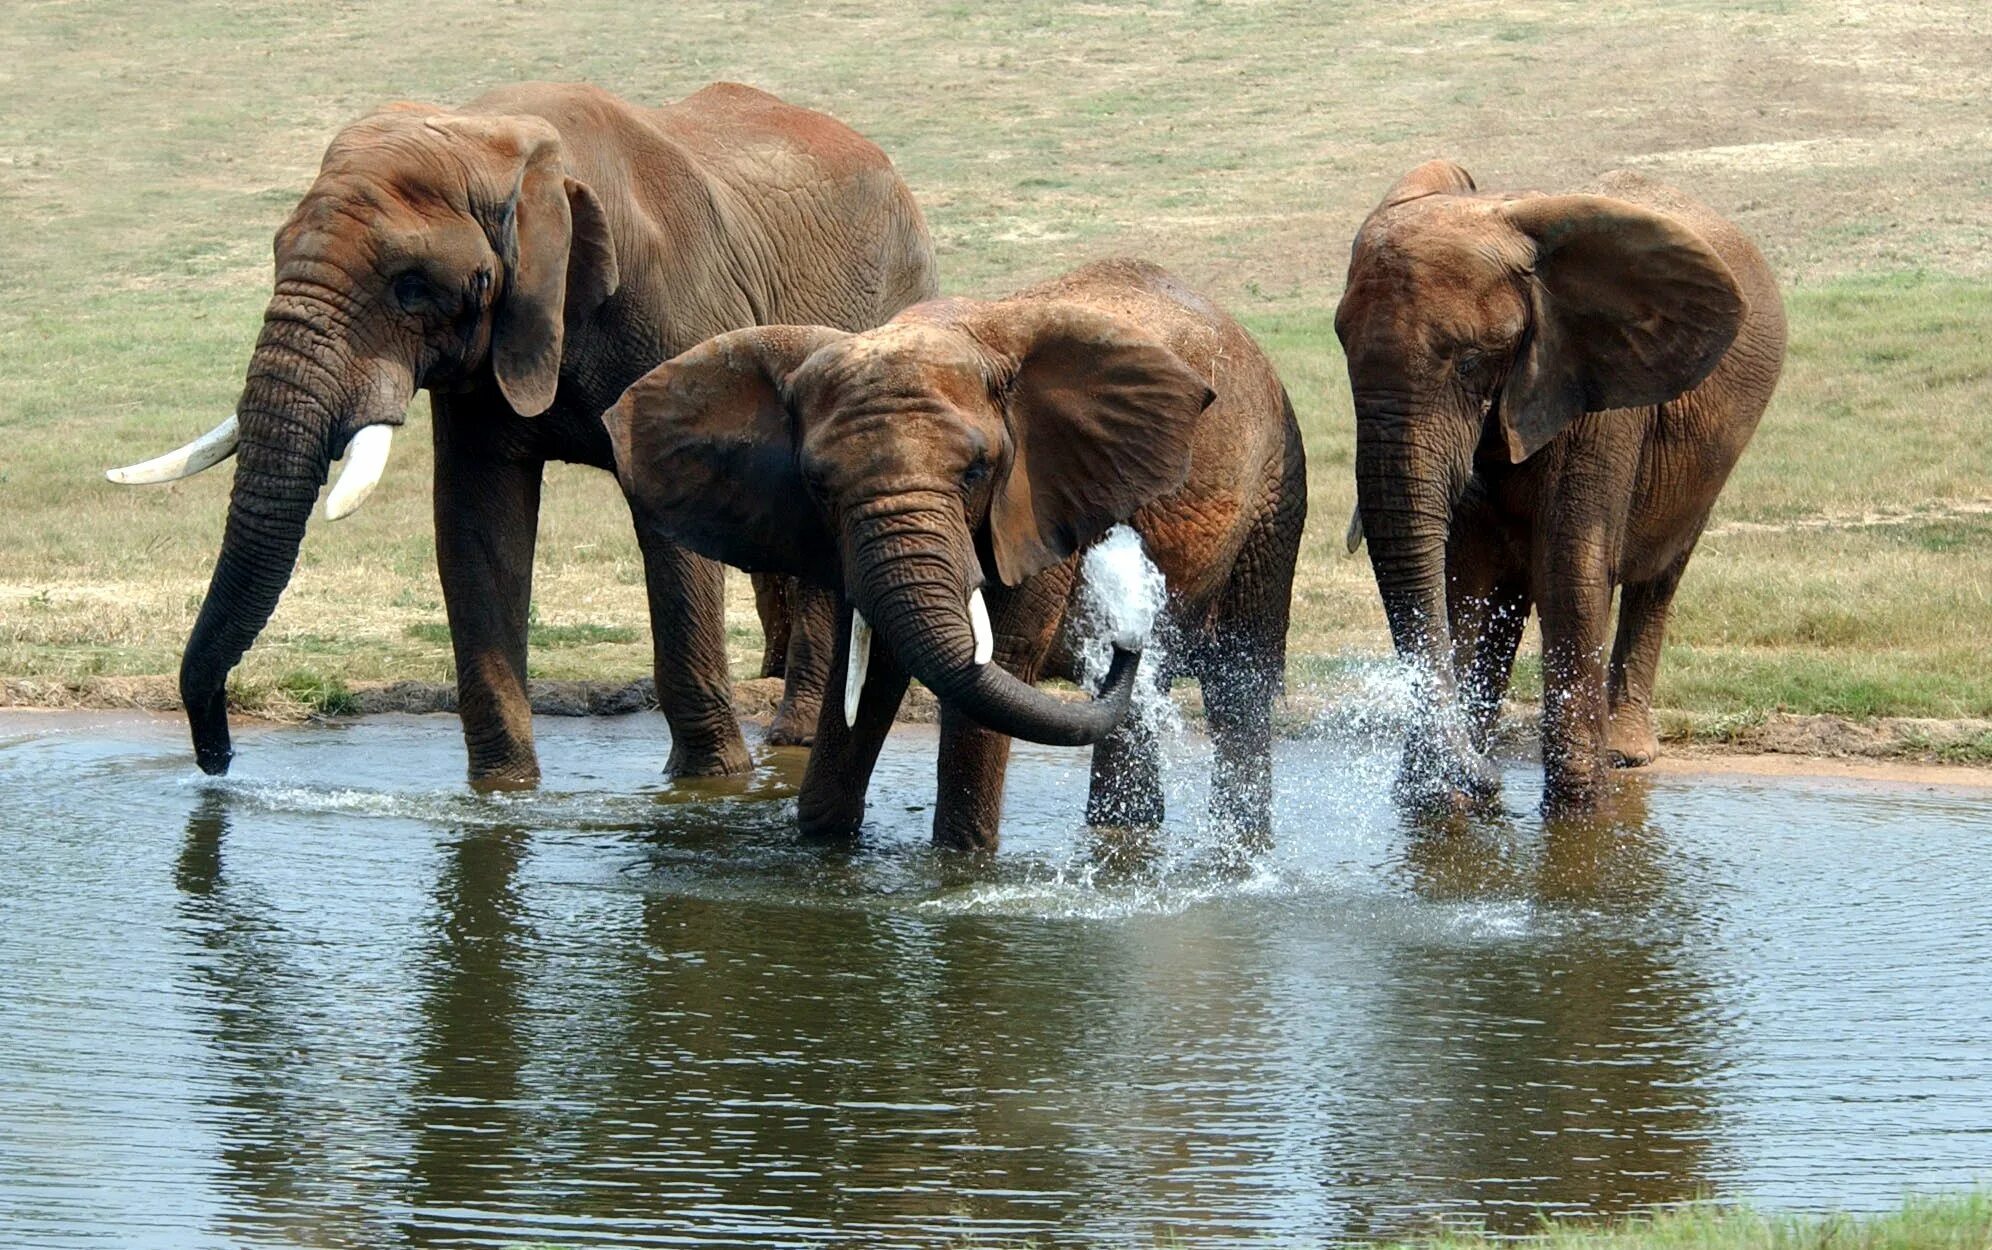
[2,710,1989,1247]
[1076,526,1180,736]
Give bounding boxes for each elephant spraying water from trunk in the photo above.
[609,259,1307,851]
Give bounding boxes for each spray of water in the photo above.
[1074,525,1181,738]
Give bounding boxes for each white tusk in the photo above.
[105,415,239,484]
[1345,504,1365,554]
[968,587,994,666]
[843,609,873,729]
[324,424,394,521]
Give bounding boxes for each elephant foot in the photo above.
[665,733,753,779]
[1606,709,1660,769]
[1540,762,1607,818]
[1395,733,1503,816]
[469,761,542,792]
[765,697,821,748]
[797,789,865,840]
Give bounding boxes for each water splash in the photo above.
[1074,525,1180,738]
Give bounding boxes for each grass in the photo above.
[2,0,1989,724]
[900,1192,1992,1249]
[1382,1192,1992,1250]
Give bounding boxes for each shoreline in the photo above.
[6,675,1990,789]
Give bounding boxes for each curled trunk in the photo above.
[850,508,1140,747]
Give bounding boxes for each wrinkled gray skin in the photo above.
[172,82,935,786]
[1336,162,1786,815]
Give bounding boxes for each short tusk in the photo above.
[843,609,873,729]
[324,424,394,521]
[1345,504,1365,554]
[104,415,239,485]
[968,587,994,666]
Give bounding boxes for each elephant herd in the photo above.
[108,81,1786,850]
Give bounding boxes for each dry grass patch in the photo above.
[3,0,1988,721]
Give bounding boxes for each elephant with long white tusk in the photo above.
[109,80,937,786]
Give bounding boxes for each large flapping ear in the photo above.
[964,301,1214,586]
[604,326,849,577]
[427,115,621,417]
[1495,194,1745,463]
[1376,158,1478,210]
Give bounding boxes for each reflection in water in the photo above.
[1367,780,1725,1231]
[173,792,401,1248]
[3,713,1990,1247]
[401,825,536,1246]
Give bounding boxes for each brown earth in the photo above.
[8,677,1987,782]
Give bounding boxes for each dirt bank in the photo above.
[6,674,1989,780]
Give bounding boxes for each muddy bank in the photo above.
[5,673,1989,772]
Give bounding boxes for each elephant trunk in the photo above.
[847,502,1139,747]
[1353,394,1497,800]
[180,297,406,773]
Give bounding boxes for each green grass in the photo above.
[1383,1193,1992,1250]
[2,0,1989,725]
[913,1192,1992,1250]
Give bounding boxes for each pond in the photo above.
[2,710,1988,1247]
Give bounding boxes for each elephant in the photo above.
[1335,161,1785,814]
[107,81,937,785]
[606,259,1308,850]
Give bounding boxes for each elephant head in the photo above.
[108,106,619,774]
[605,302,1214,746]
[1334,160,1745,801]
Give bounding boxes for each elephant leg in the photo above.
[433,420,543,789]
[635,530,751,778]
[766,581,836,747]
[933,712,1017,852]
[1201,490,1302,842]
[751,573,792,679]
[1606,537,1698,768]
[932,580,1062,851]
[1456,576,1531,753]
[796,603,909,839]
[1445,517,1528,752]
[1086,673,1165,830]
[1535,557,1615,815]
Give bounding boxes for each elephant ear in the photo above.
[966,301,1214,586]
[604,326,849,577]
[429,115,621,418]
[1377,158,1477,210]
[1496,194,1744,463]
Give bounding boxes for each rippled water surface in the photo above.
[2,710,1989,1247]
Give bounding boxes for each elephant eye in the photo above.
[392,271,440,315]
[1455,349,1486,378]
[961,459,991,489]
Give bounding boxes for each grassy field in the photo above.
[1384,1193,1992,1250]
[3,0,1989,723]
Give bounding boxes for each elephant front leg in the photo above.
[1536,567,1614,815]
[766,581,836,747]
[1606,540,1698,768]
[433,441,543,789]
[796,603,909,838]
[933,711,1015,852]
[636,531,752,778]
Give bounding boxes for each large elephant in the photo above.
[109,82,937,785]
[1336,162,1785,814]
[607,259,1308,850]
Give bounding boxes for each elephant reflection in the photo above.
[174,795,395,1247]
[1355,779,1728,1232]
